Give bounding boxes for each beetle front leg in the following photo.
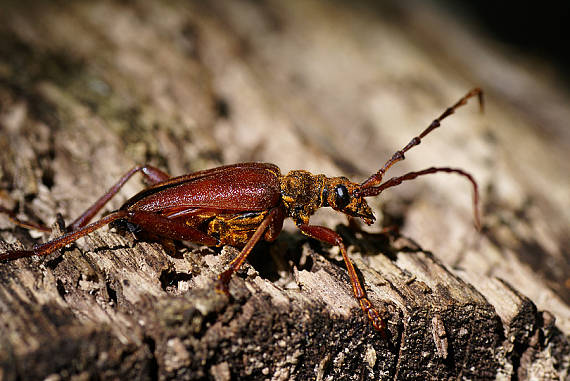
[298,224,387,334]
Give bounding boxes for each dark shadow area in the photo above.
[159,268,194,292]
[443,1,570,82]
[356,0,570,84]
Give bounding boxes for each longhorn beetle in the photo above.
[1,88,483,334]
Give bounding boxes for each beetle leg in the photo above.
[263,206,285,242]
[0,209,218,261]
[215,207,281,294]
[0,165,170,234]
[0,210,129,260]
[0,205,52,233]
[297,224,387,334]
[68,165,170,231]
[125,211,217,246]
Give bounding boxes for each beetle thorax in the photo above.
[280,170,327,225]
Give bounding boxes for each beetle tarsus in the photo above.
[359,297,387,336]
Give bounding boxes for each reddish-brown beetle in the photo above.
[1,88,483,334]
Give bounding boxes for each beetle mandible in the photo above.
[0,88,483,334]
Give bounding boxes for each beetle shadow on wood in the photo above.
[246,230,306,283]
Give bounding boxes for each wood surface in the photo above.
[0,1,568,380]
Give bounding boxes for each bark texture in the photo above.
[0,1,568,380]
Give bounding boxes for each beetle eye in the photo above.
[334,185,350,209]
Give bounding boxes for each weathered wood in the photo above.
[0,1,568,380]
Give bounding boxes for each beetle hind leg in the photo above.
[0,205,52,233]
[0,165,171,236]
[125,211,217,246]
[0,210,129,261]
[68,165,170,231]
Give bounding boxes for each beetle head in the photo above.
[323,177,375,225]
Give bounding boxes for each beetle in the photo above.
[0,88,483,334]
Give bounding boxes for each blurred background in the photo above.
[443,0,570,82]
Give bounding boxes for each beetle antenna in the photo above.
[361,88,483,190]
[360,167,481,230]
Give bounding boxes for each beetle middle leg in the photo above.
[298,224,387,334]
[215,207,282,294]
